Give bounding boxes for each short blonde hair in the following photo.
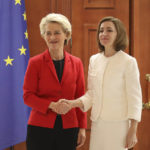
[97,16,128,51]
[39,13,72,45]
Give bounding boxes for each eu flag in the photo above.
[0,0,30,149]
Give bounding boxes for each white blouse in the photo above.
[80,50,142,122]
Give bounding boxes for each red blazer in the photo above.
[23,50,87,129]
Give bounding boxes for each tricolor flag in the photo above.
[0,0,30,149]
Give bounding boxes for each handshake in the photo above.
[49,99,76,115]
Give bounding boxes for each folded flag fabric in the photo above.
[0,0,30,149]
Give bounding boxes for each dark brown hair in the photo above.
[97,16,128,52]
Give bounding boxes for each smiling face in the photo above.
[99,21,117,50]
[43,22,67,51]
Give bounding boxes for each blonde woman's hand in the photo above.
[77,128,86,148]
[59,99,74,107]
[59,98,84,110]
[49,101,71,114]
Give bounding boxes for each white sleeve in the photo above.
[125,58,142,122]
[79,56,95,112]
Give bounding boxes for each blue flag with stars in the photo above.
[0,0,30,149]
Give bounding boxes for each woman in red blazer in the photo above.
[23,13,87,150]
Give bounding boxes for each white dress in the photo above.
[80,51,142,150]
[89,52,129,150]
[89,119,129,150]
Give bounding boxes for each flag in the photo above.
[0,0,30,149]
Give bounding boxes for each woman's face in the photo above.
[99,21,117,49]
[44,22,67,51]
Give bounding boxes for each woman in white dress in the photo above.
[59,16,142,150]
